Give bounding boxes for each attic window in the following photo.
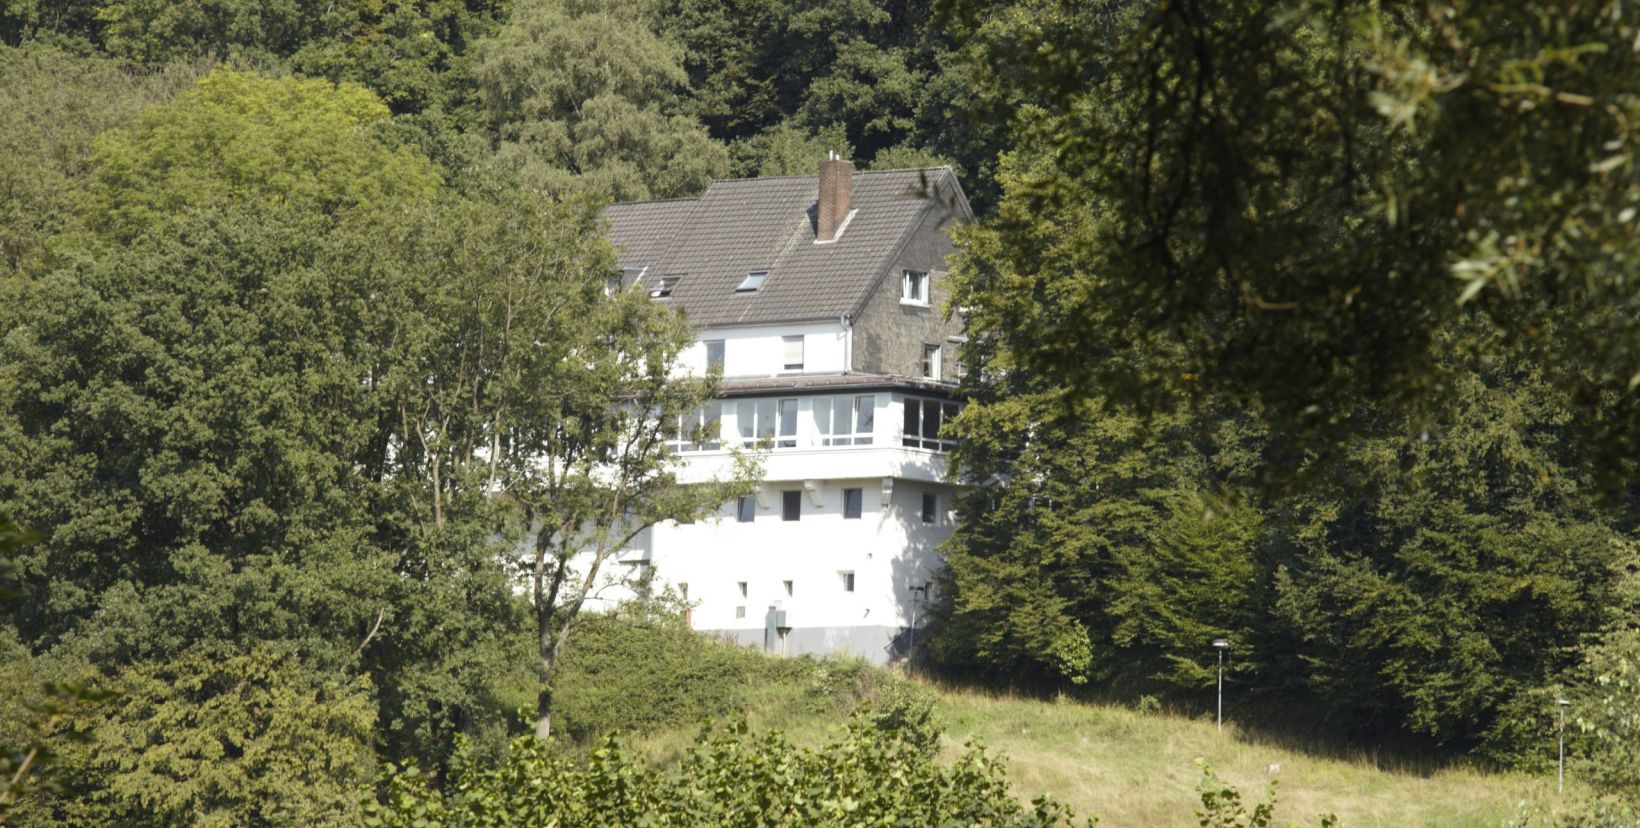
[649,276,680,299]
[736,271,769,292]
[902,270,930,305]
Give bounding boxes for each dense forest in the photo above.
[3,0,1640,824]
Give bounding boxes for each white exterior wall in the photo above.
[673,322,848,378]
[642,475,952,659]
[634,390,959,664]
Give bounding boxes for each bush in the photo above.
[366,718,1090,827]
[551,612,770,744]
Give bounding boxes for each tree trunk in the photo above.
[535,598,561,740]
[535,684,553,740]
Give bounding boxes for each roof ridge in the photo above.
[604,196,701,207]
[704,166,955,186]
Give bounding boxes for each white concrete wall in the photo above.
[645,477,953,638]
[673,322,848,378]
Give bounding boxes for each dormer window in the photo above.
[736,271,769,292]
[649,276,680,299]
[902,270,930,305]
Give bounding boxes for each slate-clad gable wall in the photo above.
[851,204,963,381]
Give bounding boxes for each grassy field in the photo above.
[617,665,1561,827]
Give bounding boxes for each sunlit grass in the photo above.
[617,654,1576,827]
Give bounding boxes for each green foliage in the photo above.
[1568,629,1640,803]
[1194,760,1335,828]
[70,645,376,825]
[475,0,728,199]
[0,43,202,274]
[367,718,1090,827]
[727,120,853,177]
[1194,761,1276,828]
[82,69,440,239]
[940,58,1634,756]
[948,0,1640,485]
[550,612,769,744]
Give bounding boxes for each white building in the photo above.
[602,158,974,664]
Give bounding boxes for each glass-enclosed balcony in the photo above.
[665,391,959,454]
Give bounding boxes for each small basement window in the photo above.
[839,571,855,592]
[843,488,863,519]
[736,270,769,292]
[782,490,801,521]
[649,276,680,299]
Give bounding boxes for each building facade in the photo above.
[603,159,973,664]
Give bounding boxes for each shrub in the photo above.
[366,717,1091,827]
[551,612,768,744]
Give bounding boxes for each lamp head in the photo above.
[1212,638,1229,649]
[1557,698,1571,707]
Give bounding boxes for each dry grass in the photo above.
[619,661,1572,827]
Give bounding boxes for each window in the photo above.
[782,335,804,371]
[736,399,780,448]
[737,581,748,598]
[783,580,793,597]
[901,270,930,305]
[735,605,746,619]
[922,344,942,379]
[921,492,937,524]
[782,490,801,521]
[737,495,756,523]
[649,276,680,299]
[902,396,961,450]
[604,275,622,296]
[705,340,725,372]
[839,571,855,592]
[736,270,769,292]
[816,394,875,446]
[843,488,863,519]
[777,398,798,448]
[667,401,723,452]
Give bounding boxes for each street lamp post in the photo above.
[1213,638,1229,733]
[1557,698,1570,794]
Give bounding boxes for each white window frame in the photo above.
[667,401,722,453]
[649,275,680,299]
[843,487,863,519]
[705,339,725,373]
[922,344,942,379]
[901,270,930,306]
[782,335,804,371]
[736,270,769,292]
[901,395,961,451]
[816,394,875,446]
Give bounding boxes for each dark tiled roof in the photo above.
[602,168,969,327]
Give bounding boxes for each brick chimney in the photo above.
[817,152,854,241]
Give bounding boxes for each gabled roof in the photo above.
[602,167,972,327]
